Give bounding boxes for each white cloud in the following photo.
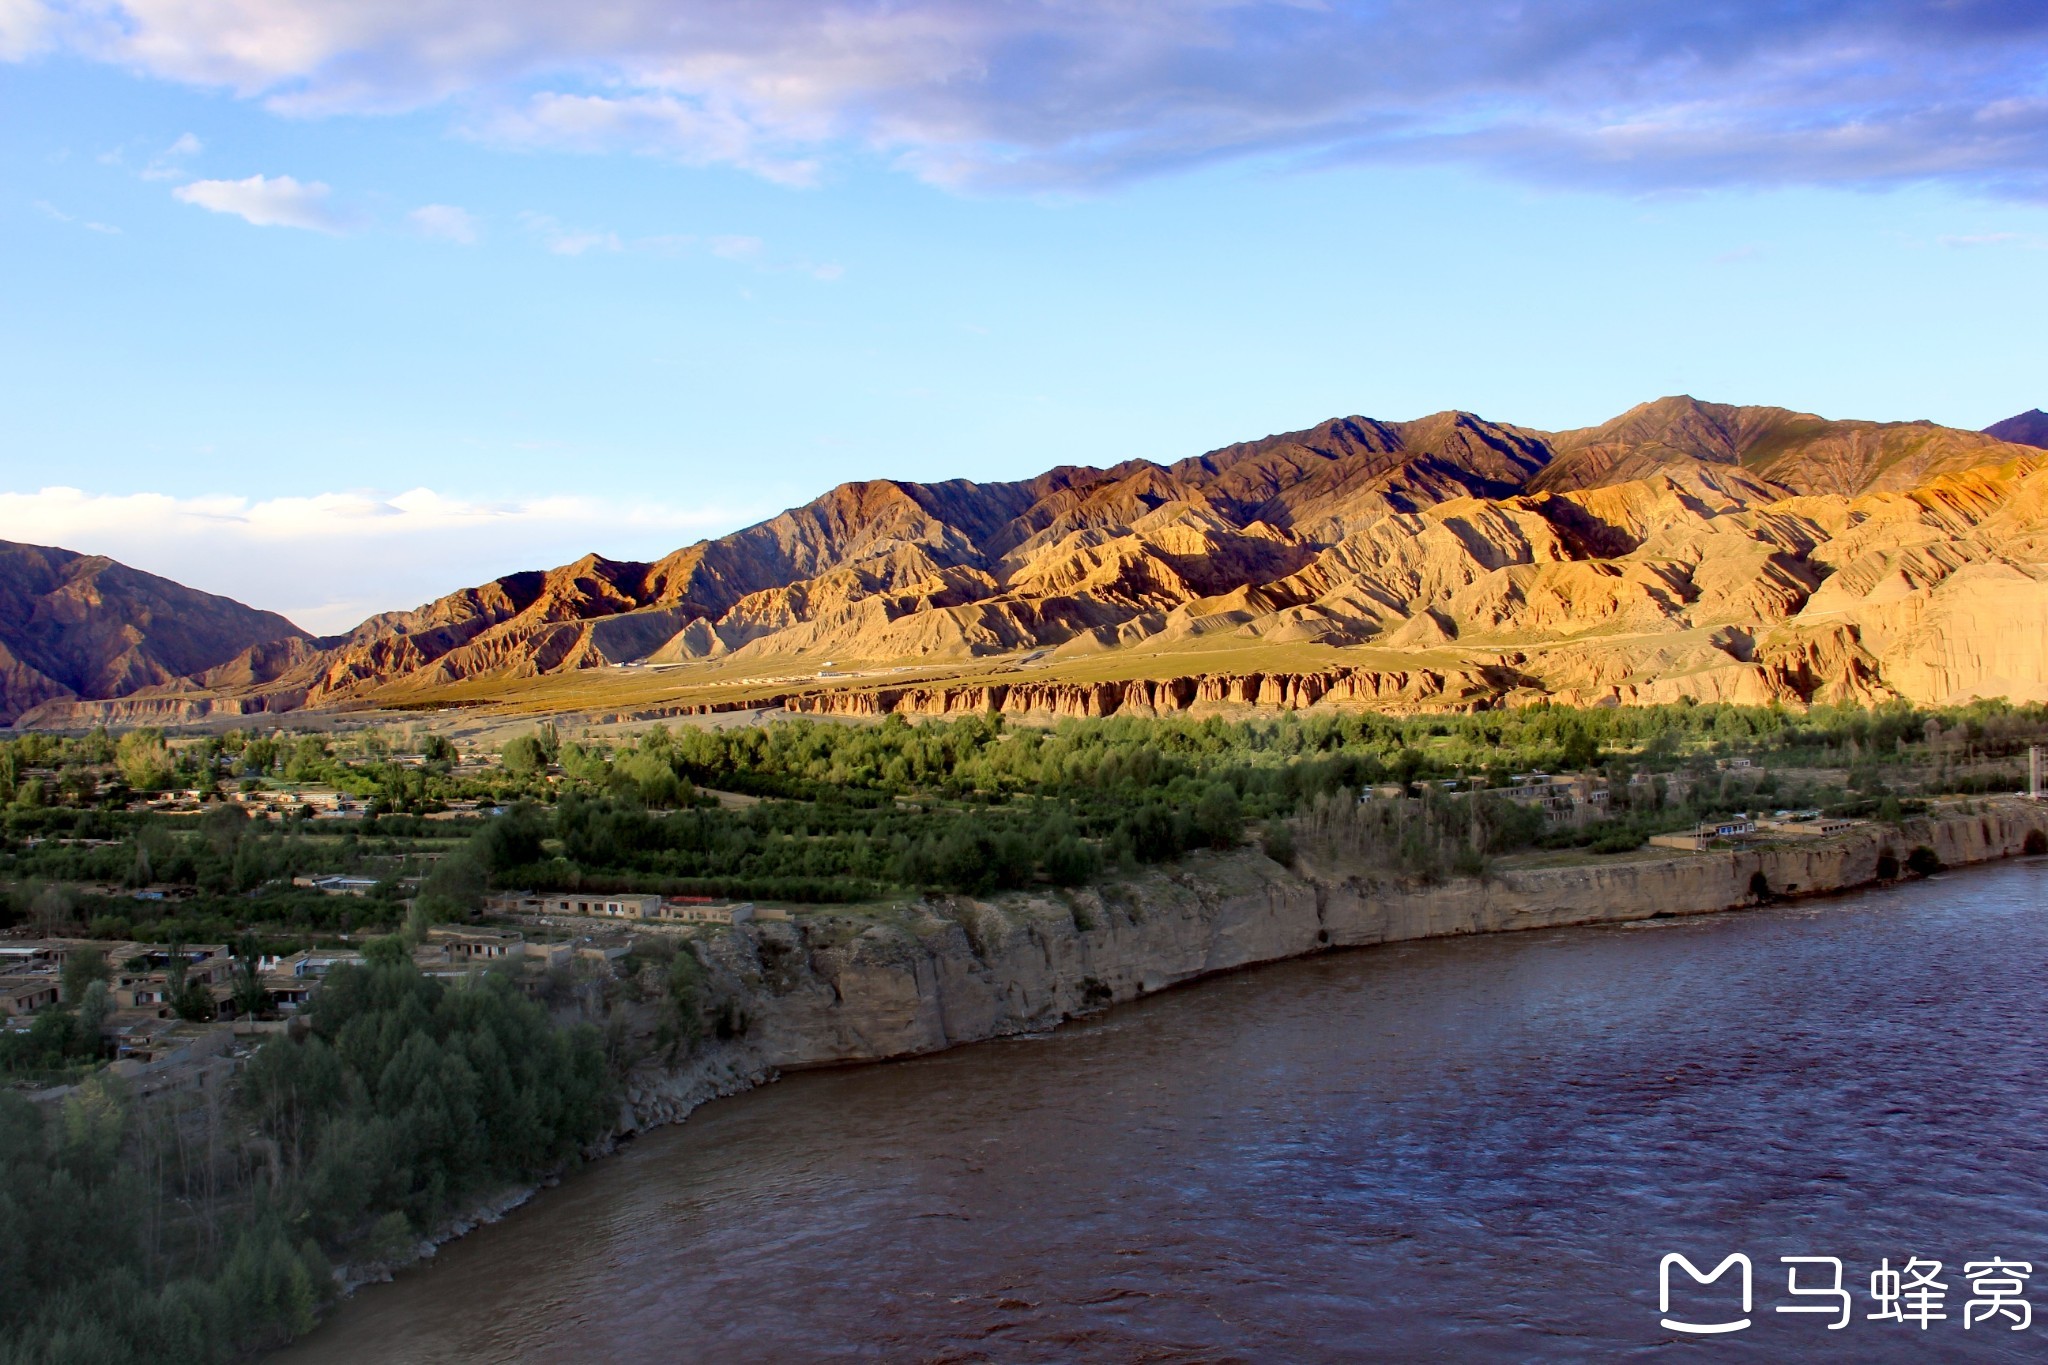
[173,173,349,232]
[140,130,203,180]
[706,233,762,261]
[0,485,758,634]
[0,0,46,60]
[518,211,620,255]
[409,202,478,243]
[19,1,2048,197]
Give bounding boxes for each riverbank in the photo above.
[339,798,2048,1299]
[625,796,2048,1118]
[280,853,2048,1362]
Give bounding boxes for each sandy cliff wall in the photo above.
[778,666,1528,721]
[617,800,2048,1128]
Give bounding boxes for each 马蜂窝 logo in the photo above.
[1657,1253,2031,1335]
[1660,1253,1752,1334]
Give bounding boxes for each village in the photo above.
[0,888,764,1102]
[7,711,2041,1113]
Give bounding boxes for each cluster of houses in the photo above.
[411,926,631,981]
[483,891,757,925]
[0,912,681,1099]
[290,873,409,897]
[123,786,374,819]
[1647,810,1863,852]
[0,939,249,1076]
[130,786,508,823]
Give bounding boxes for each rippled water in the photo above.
[279,861,2048,1361]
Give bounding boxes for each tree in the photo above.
[501,735,548,778]
[74,981,111,1044]
[31,885,73,938]
[61,947,109,1004]
[1192,783,1243,849]
[1043,835,1097,886]
[473,805,546,873]
[659,952,707,1064]
[116,729,176,792]
[413,855,487,929]
[1559,726,1601,771]
[201,802,250,857]
[230,936,269,1019]
[163,945,217,1023]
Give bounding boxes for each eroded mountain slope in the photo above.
[0,542,310,724]
[17,398,2048,726]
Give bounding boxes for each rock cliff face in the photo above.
[614,801,2048,1129]
[783,666,1523,719]
[21,396,2048,727]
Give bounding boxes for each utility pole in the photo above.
[2031,744,2042,801]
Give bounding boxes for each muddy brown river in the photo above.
[279,860,2048,1361]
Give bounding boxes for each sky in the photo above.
[6,0,2048,632]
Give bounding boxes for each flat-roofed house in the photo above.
[528,893,665,920]
[655,900,756,925]
[0,976,60,1017]
[425,927,526,962]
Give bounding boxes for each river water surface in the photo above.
[281,861,2048,1361]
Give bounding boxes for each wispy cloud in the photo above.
[516,212,837,276]
[707,233,763,261]
[518,211,621,255]
[173,173,351,232]
[32,199,120,234]
[409,203,478,243]
[478,91,822,187]
[13,1,2048,198]
[140,131,203,180]
[0,485,759,633]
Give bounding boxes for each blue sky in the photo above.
[5,1,2048,631]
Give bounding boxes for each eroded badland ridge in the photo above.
[15,395,2048,728]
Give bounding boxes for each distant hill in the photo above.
[1985,409,2048,449]
[17,396,2048,727]
[0,542,310,724]
[1534,395,2023,496]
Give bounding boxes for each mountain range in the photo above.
[9,394,2048,728]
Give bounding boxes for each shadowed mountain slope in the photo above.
[1985,409,2048,450]
[0,542,310,724]
[1532,396,2025,497]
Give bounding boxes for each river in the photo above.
[280,860,2048,1361]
